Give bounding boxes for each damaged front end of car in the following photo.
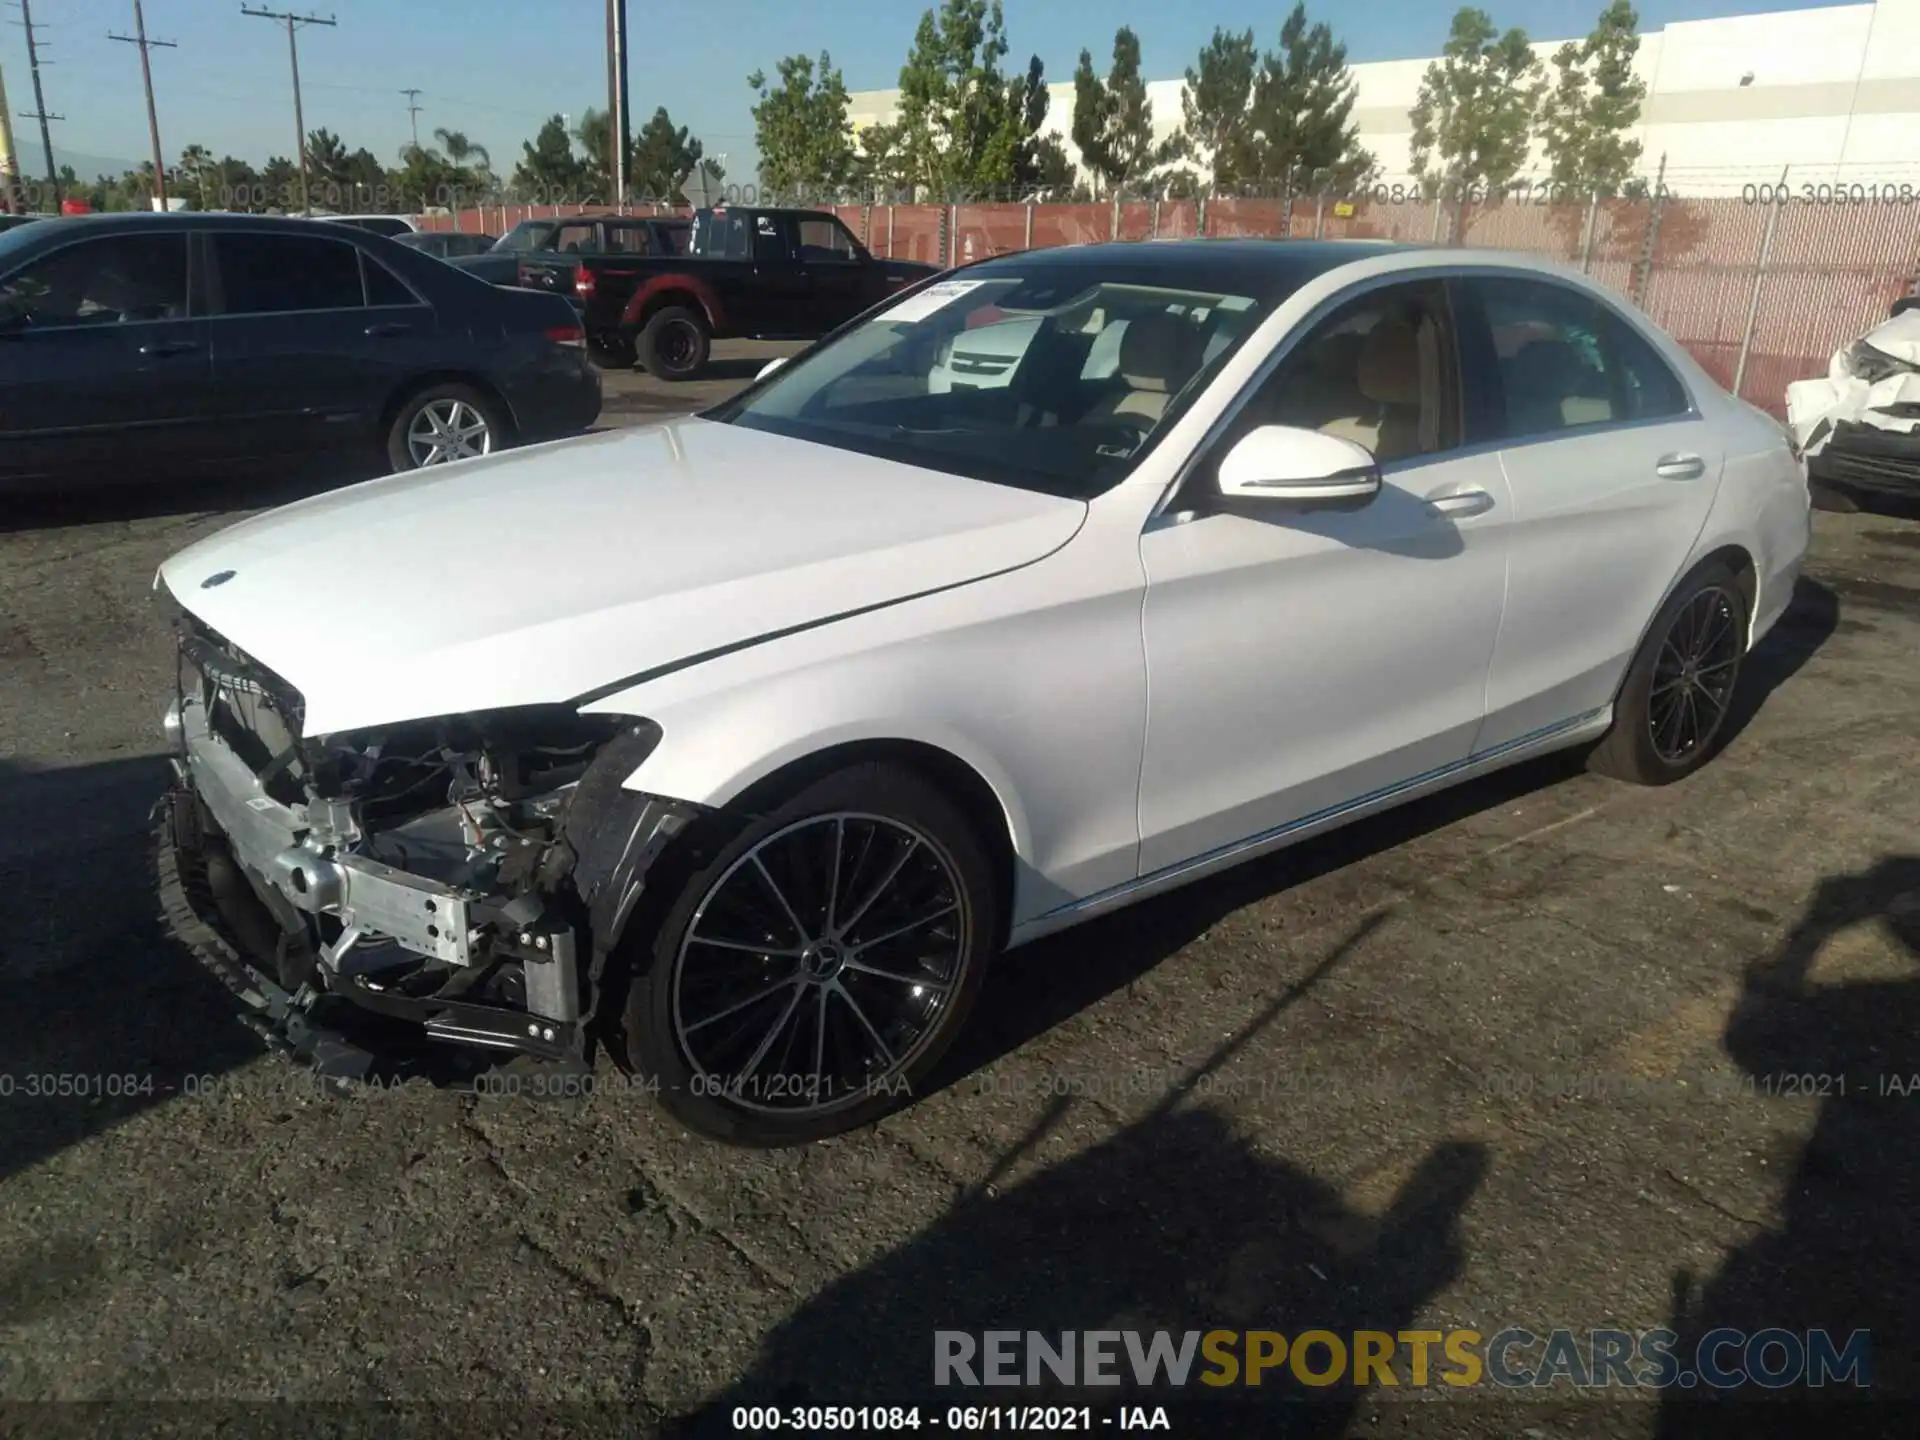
[155,610,706,1079]
[1786,311,1920,498]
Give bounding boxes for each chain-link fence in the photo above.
[414,185,1920,416]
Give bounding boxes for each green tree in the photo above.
[1536,0,1646,196]
[210,156,262,211]
[1005,54,1075,193]
[259,155,300,211]
[393,143,464,211]
[1248,4,1375,192]
[1171,28,1261,189]
[305,127,351,202]
[433,126,492,187]
[630,106,707,201]
[513,114,590,198]
[1071,27,1170,196]
[573,107,615,197]
[893,0,1023,196]
[1410,8,1544,199]
[177,145,216,209]
[748,51,859,195]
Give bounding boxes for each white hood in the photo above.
[160,419,1086,736]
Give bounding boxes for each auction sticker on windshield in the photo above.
[880,278,990,324]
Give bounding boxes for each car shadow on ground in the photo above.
[664,913,1491,1436]
[1655,854,1920,1436]
[0,756,266,1184]
[0,453,384,534]
[1719,576,1839,750]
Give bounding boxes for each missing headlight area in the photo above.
[161,618,705,1072]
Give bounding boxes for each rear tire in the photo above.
[637,305,711,381]
[620,762,999,1146]
[385,382,508,472]
[1588,562,1748,785]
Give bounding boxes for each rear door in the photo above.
[0,229,214,484]
[1460,273,1723,751]
[204,230,440,459]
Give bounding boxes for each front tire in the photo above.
[637,305,711,381]
[621,763,999,1146]
[385,382,507,472]
[1588,563,1748,785]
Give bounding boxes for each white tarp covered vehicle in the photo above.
[1785,309,1920,504]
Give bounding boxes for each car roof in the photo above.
[9,211,398,238]
[961,238,1427,302]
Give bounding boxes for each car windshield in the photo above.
[705,267,1276,499]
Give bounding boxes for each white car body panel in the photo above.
[157,421,1087,737]
[160,246,1811,948]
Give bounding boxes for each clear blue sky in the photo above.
[6,0,1851,184]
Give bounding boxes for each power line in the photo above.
[108,0,176,209]
[240,5,336,216]
[10,0,61,200]
[400,86,422,150]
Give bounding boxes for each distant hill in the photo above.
[50,146,149,181]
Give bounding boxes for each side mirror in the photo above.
[1216,425,1381,505]
[756,356,788,382]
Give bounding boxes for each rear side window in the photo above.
[694,210,755,259]
[797,217,859,263]
[554,223,598,254]
[362,254,419,307]
[1472,276,1689,439]
[214,234,366,314]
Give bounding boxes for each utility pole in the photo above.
[241,5,336,217]
[13,0,61,205]
[109,1,176,210]
[604,0,628,207]
[400,87,422,151]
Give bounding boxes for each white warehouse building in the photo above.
[845,0,1920,197]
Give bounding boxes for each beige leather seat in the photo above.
[1083,312,1202,427]
[1275,330,1367,430]
[1320,319,1426,460]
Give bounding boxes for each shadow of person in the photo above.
[1657,856,1920,1437]
[664,918,1489,1436]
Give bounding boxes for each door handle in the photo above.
[138,339,200,357]
[1425,489,1494,517]
[363,322,412,337]
[1655,452,1707,480]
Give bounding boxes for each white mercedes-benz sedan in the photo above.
[155,239,1811,1144]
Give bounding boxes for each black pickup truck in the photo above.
[515,205,941,378]
[448,213,691,289]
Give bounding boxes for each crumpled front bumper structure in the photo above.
[157,624,703,1080]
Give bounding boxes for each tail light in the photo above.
[573,264,595,299]
[544,324,585,348]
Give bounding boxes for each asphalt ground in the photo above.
[2,343,1918,1437]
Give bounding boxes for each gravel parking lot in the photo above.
[2,343,1917,1436]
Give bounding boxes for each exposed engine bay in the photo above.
[160,614,704,1073]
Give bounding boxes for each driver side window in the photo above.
[1237,280,1461,466]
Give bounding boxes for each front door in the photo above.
[0,230,213,485]
[1135,278,1513,874]
[1460,274,1727,751]
[795,215,869,334]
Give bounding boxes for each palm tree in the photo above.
[433,127,493,189]
[177,144,215,210]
